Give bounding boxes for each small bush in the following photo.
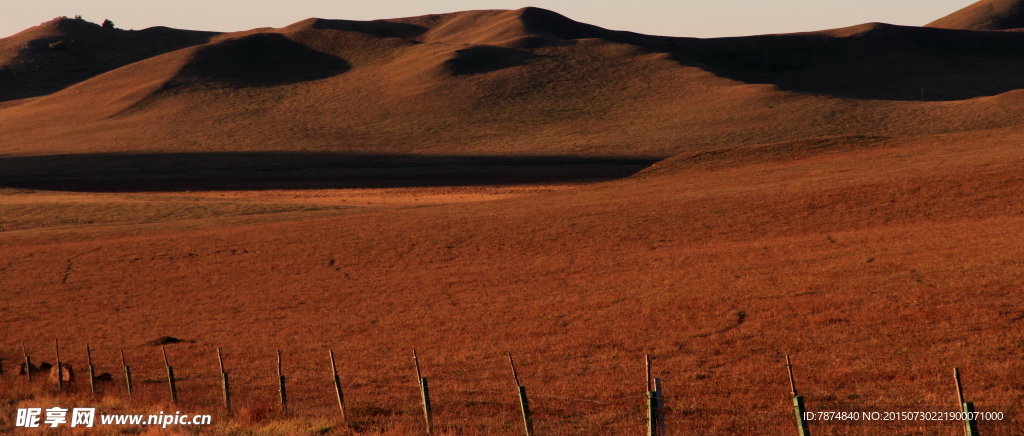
[102,19,115,29]
[74,15,83,20]
[238,404,275,425]
[143,335,187,346]
[48,41,66,50]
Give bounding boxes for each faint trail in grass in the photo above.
[62,247,102,285]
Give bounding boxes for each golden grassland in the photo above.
[3,128,1024,435]
[0,186,571,232]
[3,5,1024,435]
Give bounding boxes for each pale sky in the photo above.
[3,0,977,40]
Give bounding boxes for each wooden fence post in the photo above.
[787,355,811,436]
[414,350,432,434]
[330,350,347,423]
[647,391,659,436]
[120,349,133,397]
[517,386,535,436]
[645,355,652,392]
[162,346,178,404]
[962,402,980,436]
[954,368,980,436]
[87,343,96,396]
[508,353,535,436]
[645,355,659,436]
[218,348,231,412]
[420,378,433,434]
[55,339,63,391]
[277,350,287,414]
[22,343,31,383]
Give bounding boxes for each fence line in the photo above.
[2,343,1019,435]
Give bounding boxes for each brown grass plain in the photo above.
[2,4,1024,435]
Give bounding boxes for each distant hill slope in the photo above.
[0,17,217,101]
[680,22,1024,101]
[4,8,1024,163]
[926,0,1024,31]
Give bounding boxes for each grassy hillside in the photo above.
[927,0,1024,31]
[0,16,216,101]
[2,6,1024,435]
[4,9,1024,164]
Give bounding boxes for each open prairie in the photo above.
[2,3,1024,435]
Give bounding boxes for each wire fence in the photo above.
[1,342,1021,436]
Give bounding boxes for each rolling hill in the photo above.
[0,16,216,102]
[2,4,1024,434]
[3,8,1024,190]
[927,0,1024,31]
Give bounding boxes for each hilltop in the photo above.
[0,16,216,101]
[927,0,1024,31]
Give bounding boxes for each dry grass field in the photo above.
[2,2,1024,435]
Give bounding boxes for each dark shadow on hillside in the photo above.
[508,8,1024,100]
[444,45,537,75]
[0,153,658,192]
[514,10,1024,101]
[175,33,351,87]
[672,24,1024,101]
